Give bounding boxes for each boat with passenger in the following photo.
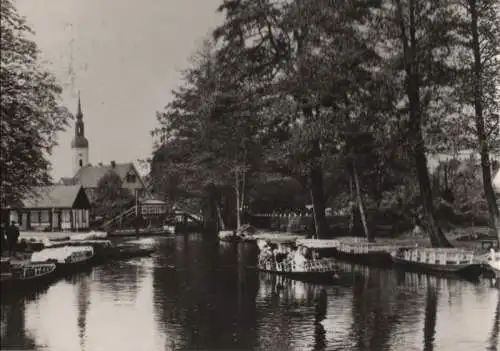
[390,247,483,278]
[256,240,339,283]
[1,257,57,290]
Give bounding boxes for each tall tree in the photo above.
[457,0,500,238]
[214,0,384,238]
[0,0,71,208]
[374,0,460,247]
[94,171,135,221]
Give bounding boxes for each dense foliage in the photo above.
[0,0,71,208]
[151,0,500,244]
[93,171,135,221]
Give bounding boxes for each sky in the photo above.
[15,0,223,179]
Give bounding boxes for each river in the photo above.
[1,234,499,351]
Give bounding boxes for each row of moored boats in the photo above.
[255,237,500,283]
[0,232,155,292]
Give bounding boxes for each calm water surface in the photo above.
[1,234,499,351]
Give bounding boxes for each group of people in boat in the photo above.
[258,240,318,271]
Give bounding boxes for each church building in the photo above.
[60,94,147,204]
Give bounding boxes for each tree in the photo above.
[213,0,385,238]
[372,0,462,247]
[94,171,135,221]
[0,0,71,208]
[456,0,500,238]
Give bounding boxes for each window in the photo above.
[126,173,136,183]
[31,211,40,223]
[62,210,71,222]
[40,210,50,223]
[79,159,83,167]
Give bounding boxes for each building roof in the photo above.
[71,135,89,148]
[73,162,144,188]
[20,185,90,209]
[59,177,76,186]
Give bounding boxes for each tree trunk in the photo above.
[204,183,219,237]
[309,139,328,238]
[352,161,373,242]
[423,282,438,351]
[235,169,241,230]
[469,0,500,240]
[348,175,355,234]
[395,0,451,247]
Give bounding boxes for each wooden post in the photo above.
[70,209,74,231]
[49,208,54,232]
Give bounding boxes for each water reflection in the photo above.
[0,235,498,351]
[1,291,42,350]
[489,291,500,351]
[423,280,438,351]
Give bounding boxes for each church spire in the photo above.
[71,90,89,175]
[76,91,83,120]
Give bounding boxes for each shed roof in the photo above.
[20,185,89,209]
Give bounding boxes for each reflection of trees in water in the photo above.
[338,263,439,350]
[76,275,91,350]
[255,273,331,350]
[423,278,438,351]
[338,262,489,351]
[488,291,500,351]
[349,266,401,350]
[152,235,259,350]
[0,292,43,350]
[92,262,142,302]
[313,289,327,351]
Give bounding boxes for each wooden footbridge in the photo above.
[101,200,203,232]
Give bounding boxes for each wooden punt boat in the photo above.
[30,245,95,275]
[296,239,339,258]
[109,244,155,260]
[257,259,340,283]
[45,240,114,261]
[334,241,395,266]
[1,258,57,290]
[390,247,483,278]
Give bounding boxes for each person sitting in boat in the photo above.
[292,247,307,271]
[275,246,288,264]
[259,243,274,266]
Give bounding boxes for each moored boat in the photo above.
[44,239,114,261]
[30,245,95,275]
[296,239,339,258]
[334,240,395,266]
[257,240,339,283]
[109,244,155,260]
[391,247,483,279]
[257,259,340,283]
[1,257,57,290]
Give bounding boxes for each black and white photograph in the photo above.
[1,0,500,350]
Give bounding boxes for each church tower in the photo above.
[71,92,89,175]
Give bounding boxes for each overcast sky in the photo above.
[15,0,223,179]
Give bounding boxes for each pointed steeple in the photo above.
[71,91,88,148]
[76,91,83,120]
